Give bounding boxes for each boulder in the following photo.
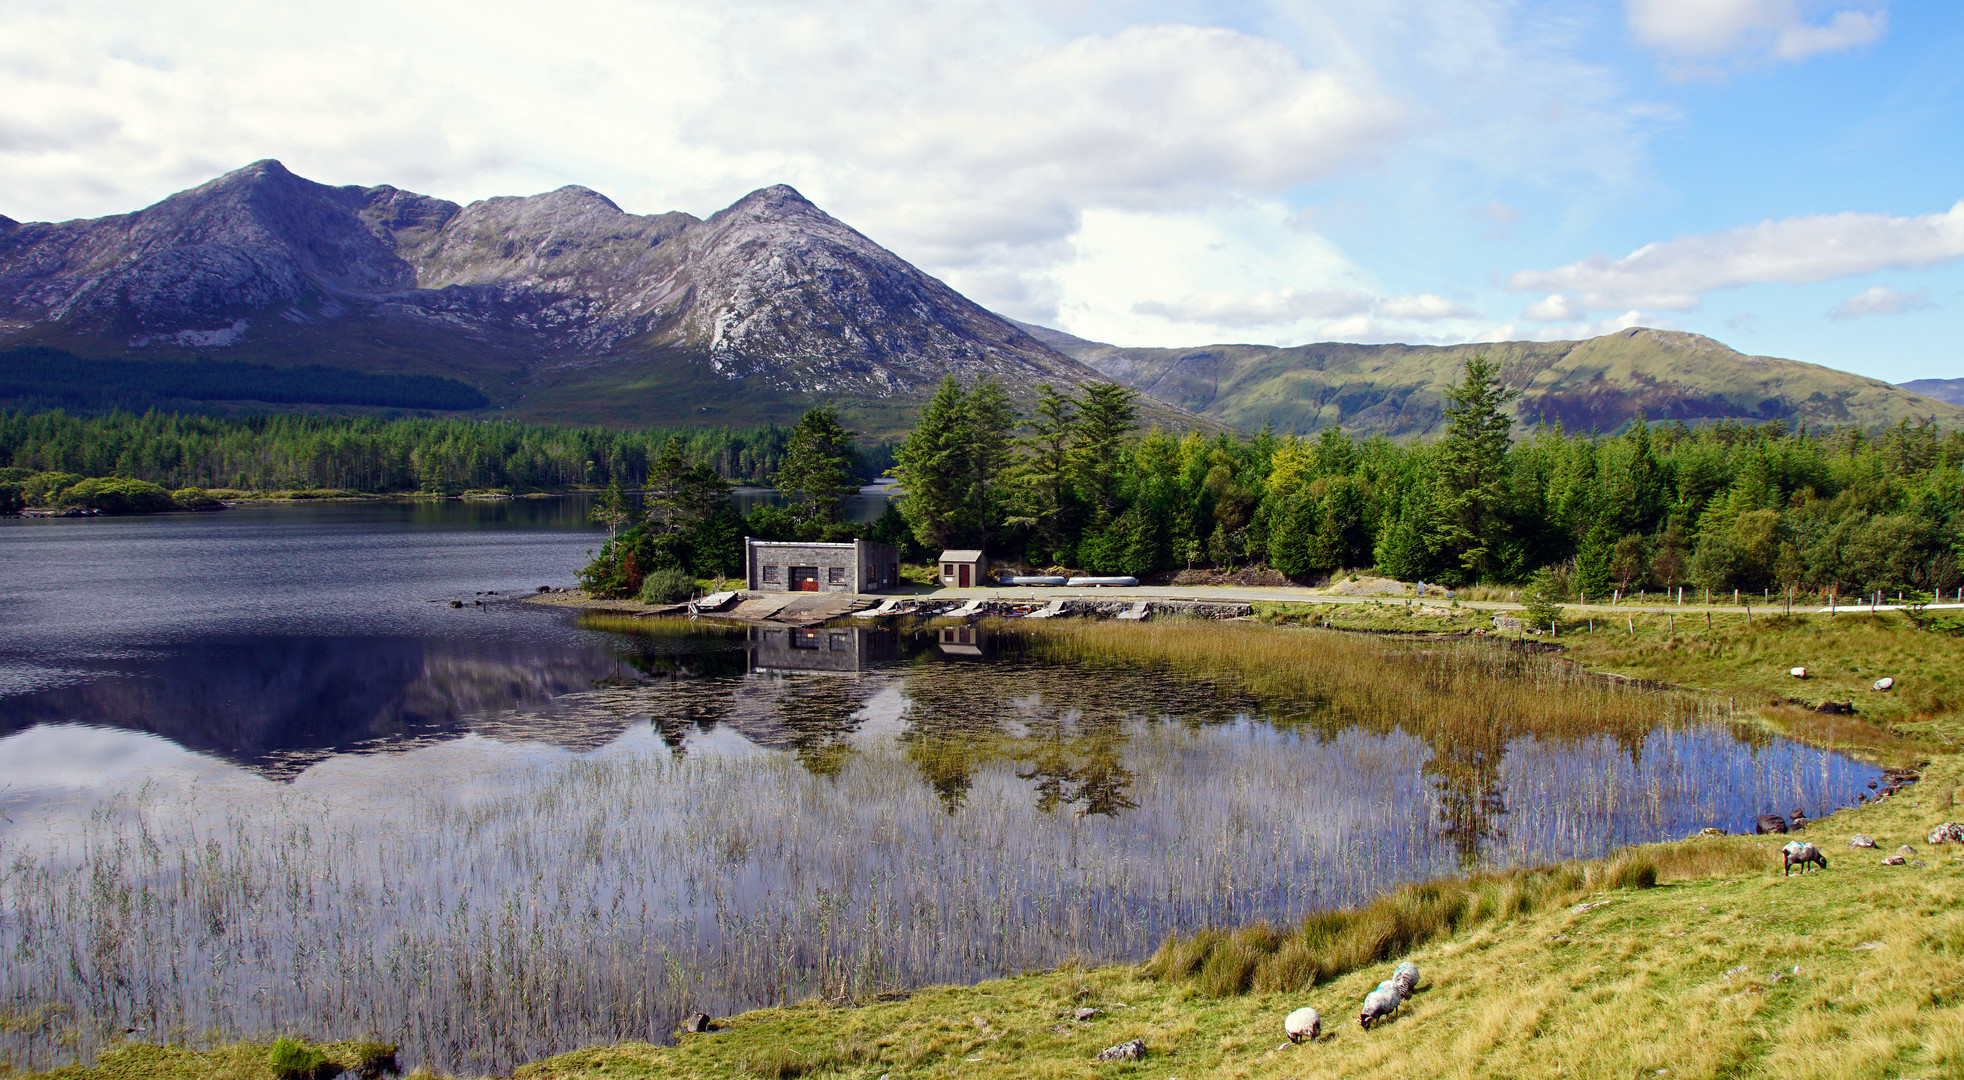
[1897,844,1918,857]
[682,1012,714,1033]
[1074,1007,1102,1022]
[1849,834,1878,849]
[1094,1039,1147,1063]
[1927,822,1964,845]
[1754,814,1789,835]
[1883,855,1908,866]
[1873,677,1895,691]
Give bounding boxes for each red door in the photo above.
[958,564,971,588]
[791,567,820,591]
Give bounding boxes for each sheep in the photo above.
[1284,1007,1321,1043]
[1359,985,1401,1029]
[1782,840,1826,876]
[1755,814,1789,835]
[1392,961,1419,999]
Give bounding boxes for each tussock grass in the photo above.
[1147,842,1763,999]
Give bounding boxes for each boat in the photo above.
[1066,576,1138,587]
[996,575,1067,586]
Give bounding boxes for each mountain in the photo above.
[1899,379,1964,407]
[1023,323,1964,438]
[0,161,1161,435]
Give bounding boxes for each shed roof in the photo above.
[938,549,985,562]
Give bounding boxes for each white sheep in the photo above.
[1284,1006,1321,1043]
[1782,840,1826,876]
[1392,961,1419,998]
[1359,984,1401,1029]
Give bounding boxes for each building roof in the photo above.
[938,549,985,562]
[747,539,860,550]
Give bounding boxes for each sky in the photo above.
[1,0,1959,382]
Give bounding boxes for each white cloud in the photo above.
[1521,293,1583,321]
[1626,0,1885,63]
[1038,201,1495,347]
[1522,310,1664,342]
[1134,289,1475,327]
[1508,200,1964,314]
[1829,284,1933,319]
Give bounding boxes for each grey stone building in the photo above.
[744,537,899,593]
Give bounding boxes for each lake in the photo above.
[0,500,1885,1074]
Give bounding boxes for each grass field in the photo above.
[14,611,1964,1080]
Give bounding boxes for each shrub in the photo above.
[21,471,81,506]
[1521,569,1567,630]
[55,476,174,514]
[171,486,223,510]
[639,565,697,604]
[266,1036,328,1080]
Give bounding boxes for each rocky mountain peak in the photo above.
[0,163,1147,433]
[712,184,824,224]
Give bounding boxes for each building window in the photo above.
[829,632,850,651]
[792,629,821,649]
[941,563,954,578]
[828,566,847,585]
[761,565,779,583]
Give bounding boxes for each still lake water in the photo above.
[0,500,1884,1073]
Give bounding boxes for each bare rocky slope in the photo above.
[0,161,1144,434]
[1020,322,1964,438]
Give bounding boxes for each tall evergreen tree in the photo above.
[1011,384,1081,561]
[892,378,973,551]
[1070,382,1139,518]
[1432,355,1519,583]
[775,407,857,524]
[965,378,1018,551]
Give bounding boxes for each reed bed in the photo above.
[1006,617,1715,743]
[0,629,1880,1075]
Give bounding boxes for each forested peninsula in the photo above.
[580,359,1964,606]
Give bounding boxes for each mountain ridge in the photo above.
[1019,321,1964,438]
[0,161,1149,435]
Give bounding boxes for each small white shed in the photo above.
[937,549,986,589]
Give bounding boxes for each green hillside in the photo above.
[1031,324,1964,437]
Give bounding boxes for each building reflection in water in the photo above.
[747,626,901,675]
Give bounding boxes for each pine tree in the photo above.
[776,408,857,525]
[964,378,1018,551]
[1433,355,1518,583]
[1011,384,1081,562]
[1070,382,1139,518]
[892,378,972,551]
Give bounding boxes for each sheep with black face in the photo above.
[1782,840,1826,875]
[1359,982,1401,1029]
[1284,1007,1320,1043]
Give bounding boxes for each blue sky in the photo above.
[1,0,1957,381]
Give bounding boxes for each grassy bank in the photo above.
[1257,601,1961,762]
